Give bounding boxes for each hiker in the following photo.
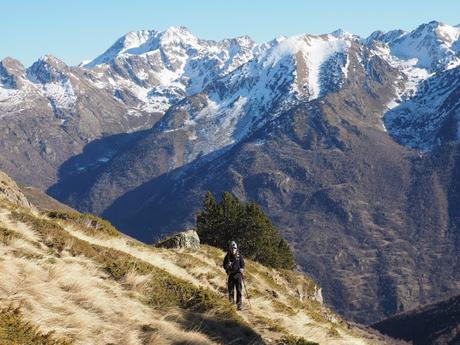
[223,240,245,310]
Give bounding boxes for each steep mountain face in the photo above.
[384,65,460,149]
[372,294,460,345]
[388,21,460,71]
[2,21,460,326]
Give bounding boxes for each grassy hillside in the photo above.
[0,187,400,344]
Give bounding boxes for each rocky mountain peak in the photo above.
[81,27,259,113]
[85,26,200,68]
[159,25,197,45]
[413,20,460,46]
[26,54,69,84]
[259,33,351,99]
[0,57,25,71]
[363,29,406,45]
[330,28,356,40]
[389,20,460,71]
[222,35,255,47]
[84,29,160,67]
[0,57,26,89]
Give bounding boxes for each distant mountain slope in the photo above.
[372,294,460,345]
[48,32,361,216]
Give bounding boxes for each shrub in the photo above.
[196,192,295,269]
[278,335,319,345]
[327,326,341,338]
[46,210,120,237]
[0,306,71,345]
[0,227,20,245]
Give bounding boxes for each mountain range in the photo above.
[1,20,460,324]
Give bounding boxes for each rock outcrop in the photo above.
[155,230,200,250]
[0,170,34,209]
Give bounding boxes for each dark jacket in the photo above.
[223,250,245,275]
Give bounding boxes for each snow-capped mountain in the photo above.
[362,21,460,149]
[385,66,460,149]
[27,55,78,118]
[2,21,459,159]
[83,26,257,113]
[154,32,353,164]
[389,21,460,71]
[76,21,460,157]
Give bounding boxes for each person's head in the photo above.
[229,241,237,255]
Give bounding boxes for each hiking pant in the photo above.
[228,272,243,306]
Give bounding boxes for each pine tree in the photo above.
[196,192,220,246]
[196,191,295,269]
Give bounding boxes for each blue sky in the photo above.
[2,0,459,66]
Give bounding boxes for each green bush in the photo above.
[46,210,120,237]
[278,335,319,345]
[0,227,20,245]
[327,326,341,338]
[0,306,71,345]
[196,192,295,269]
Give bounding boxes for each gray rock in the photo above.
[0,171,35,210]
[155,230,200,250]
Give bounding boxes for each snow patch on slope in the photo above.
[264,34,350,98]
[42,79,77,113]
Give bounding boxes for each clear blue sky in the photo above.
[2,0,459,67]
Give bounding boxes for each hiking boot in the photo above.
[237,303,242,311]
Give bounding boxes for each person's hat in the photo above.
[230,241,237,250]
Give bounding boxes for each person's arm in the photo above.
[240,254,245,273]
[223,253,229,272]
